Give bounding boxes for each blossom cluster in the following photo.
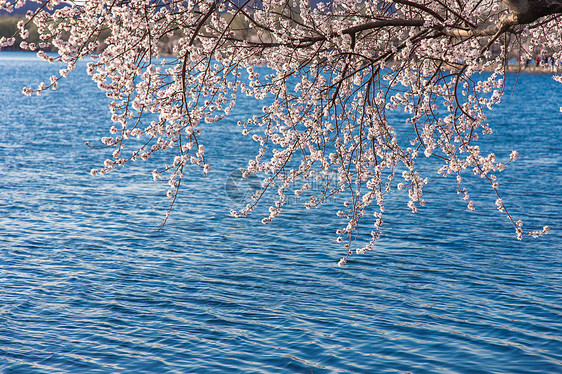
[2,0,558,264]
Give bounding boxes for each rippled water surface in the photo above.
[1,52,561,373]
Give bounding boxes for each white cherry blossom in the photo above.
[3,0,559,263]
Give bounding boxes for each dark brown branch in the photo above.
[442,0,562,37]
[392,0,445,22]
[503,0,562,24]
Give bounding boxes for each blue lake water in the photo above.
[0,52,561,373]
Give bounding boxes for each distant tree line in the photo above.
[0,16,41,50]
[0,2,54,51]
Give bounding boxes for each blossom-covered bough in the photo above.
[2,0,559,264]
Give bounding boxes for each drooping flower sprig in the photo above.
[3,0,558,264]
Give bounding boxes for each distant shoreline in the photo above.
[502,64,561,74]
[1,49,560,75]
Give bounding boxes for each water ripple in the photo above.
[1,52,561,373]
